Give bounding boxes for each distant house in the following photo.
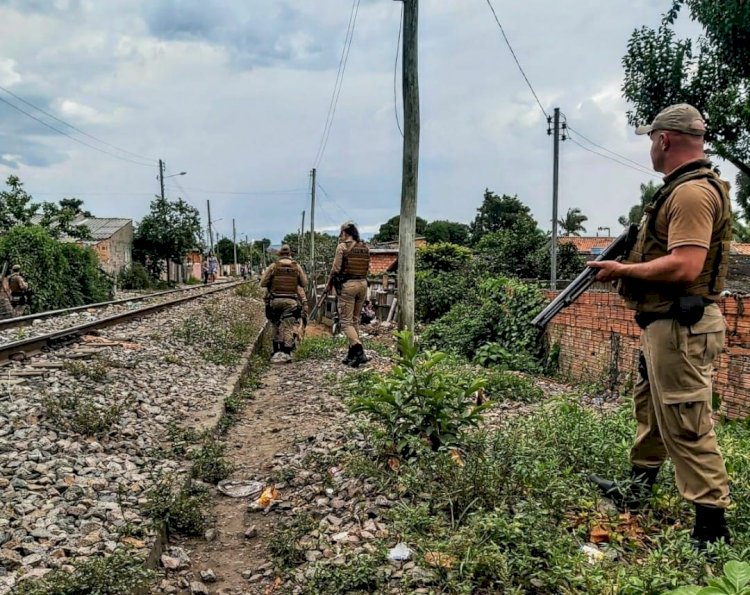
[368,236,428,275]
[559,235,617,259]
[30,215,133,276]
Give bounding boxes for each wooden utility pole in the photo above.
[309,168,317,303]
[550,107,560,290]
[397,0,419,332]
[232,218,238,274]
[299,210,306,260]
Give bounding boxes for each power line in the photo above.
[173,186,308,196]
[317,182,353,221]
[0,95,153,168]
[0,84,157,163]
[484,0,548,120]
[313,0,361,168]
[565,124,655,173]
[567,136,660,178]
[393,3,404,138]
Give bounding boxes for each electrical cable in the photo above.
[565,124,655,172]
[567,137,660,178]
[317,182,353,222]
[484,0,549,120]
[393,3,404,138]
[313,0,361,168]
[0,95,153,168]
[0,84,157,163]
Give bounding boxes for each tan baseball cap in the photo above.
[635,103,706,136]
[278,244,291,257]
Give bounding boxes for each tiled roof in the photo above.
[732,243,750,256]
[559,236,616,253]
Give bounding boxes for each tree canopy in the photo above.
[371,215,427,243]
[557,208,588,237]
[133,197,202,280]
[618,181,659,227]
[622,0,750,175]
[470,190,534,244]
[423,220,470,245]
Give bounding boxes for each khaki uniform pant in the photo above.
[338,279,367,346]
[270,298,302,350]
[630,304,730,508]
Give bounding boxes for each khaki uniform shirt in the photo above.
[260,259,308,299]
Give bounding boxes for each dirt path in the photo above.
[154,352,351,595]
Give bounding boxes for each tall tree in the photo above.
[470,190,534,244]
[133,197,201,280]
[557,208,588,236]
[58,197,92,218]
[735,172,750,223]
[423,220,470,245]
[618,181,659,227]
[622,0,750,176]
[281,231,338,282]
[371,215,427,243]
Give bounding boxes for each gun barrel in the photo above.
[531,224,637,330]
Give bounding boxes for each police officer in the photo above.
[327,222,370,367]
[8,265,29,317]
[260,245,308,362]
[589,104,731,548]
[0,273,13,320]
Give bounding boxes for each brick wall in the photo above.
[545,290,750,420]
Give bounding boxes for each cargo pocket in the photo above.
[688,306,726,367]
[669,401,713,440]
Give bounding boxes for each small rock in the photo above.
[190,581,209,594]
[199,569,217,583]
[244,525,258,539]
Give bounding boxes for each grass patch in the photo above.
[42,389,129,437]
[62,357,110,382]
[269,514,317,569]
[294,335,348,362]
[13,548,154,594]
[235,282,263,299]
[144,475,209,536]
[190,436,234,484]
[299,553,388,595]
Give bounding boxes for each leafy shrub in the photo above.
[422,276,546,360]
[416,242,473,273]
[415,270,474,323]
[61,243,113,304]
[13,548,154,594]
[474,342,541,373]
[349,331,488,455]
[666,561,750,594]
[191,436,234,484]
[144,475,208,536]
[269,514,317,568]
[300,554,387,595]
[117,263,152,290]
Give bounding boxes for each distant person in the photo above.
[260,244,308,362]
[208,254,218,282]
[202,261,209,285]
[240,264,247,280]
[360,299,375,325]
[327,222,370,367]
[0,274,13,320]
[9,265,29,317]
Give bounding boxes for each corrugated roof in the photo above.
[74,217,131,241]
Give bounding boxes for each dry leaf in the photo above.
[257,486,279,507]
[387,457,401,471]
[263,576,283,594]
[589,525,610,544]
[424,551,456,569]
[450,449,465,467]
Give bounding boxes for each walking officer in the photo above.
[588,104,732,548]
[8,265,29,317]
[260,244,308,362]
[327,222,370,367]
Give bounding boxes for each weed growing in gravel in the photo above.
[166,423,206,457]
[299,553,388,595]
[350,331,488,455]
[163,353,181,365]
[12,548,155,595]
[42,390,128,437]
[62,357,110,382]
[269,514,317,568]
[190,435,234,484]
[235,282,262,299]
[144,475,208,536]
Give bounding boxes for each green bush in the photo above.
[422,276,546,360]
[474,342,541,374]
[144,476,208,536]
[416,242,473,273]
[190,436,234,484]
[415,270,474,323]
[12,548,154,594]
[666,561,750,594]
[117,263,152,290]
[0,225,111,312]
[349,331,488,455]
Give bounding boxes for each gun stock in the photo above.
[531,224,638,329]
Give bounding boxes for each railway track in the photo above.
[0,280,246,365]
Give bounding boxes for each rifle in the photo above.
[308,280,333,320]
[531,224,638,329]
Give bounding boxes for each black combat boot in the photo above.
[692,504,730,550]
[272,341,281,354]
[348,344,368,368]
[588,465,660,511]
[342,345,355,365]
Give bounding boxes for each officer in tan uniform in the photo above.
[589,104,731,548]
[327,222,370,367]
[260,245,308,362]
[8,265,29,317]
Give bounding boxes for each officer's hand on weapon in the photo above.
[588,259,626,282]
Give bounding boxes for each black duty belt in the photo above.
[635,297,714,330]
[634,311,673,330]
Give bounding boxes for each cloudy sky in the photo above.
[0,0,735,244]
